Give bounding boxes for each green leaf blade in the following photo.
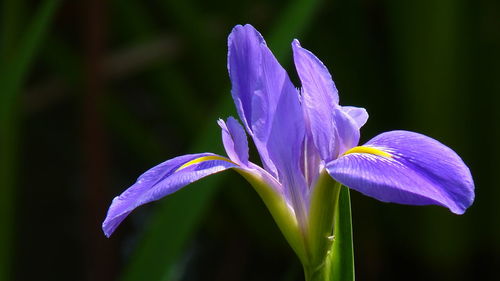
[330,186,355,281]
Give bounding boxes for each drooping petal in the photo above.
[341,106,368,129]
[227,24,277,176]
[102,153,237,237]
[326,130,474,214]
[218,117,249,166]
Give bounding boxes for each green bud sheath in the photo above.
[304,170,341,280]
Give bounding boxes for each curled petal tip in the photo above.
[292,39,301,47]
[216,118,225,127]
[102,209,129,238]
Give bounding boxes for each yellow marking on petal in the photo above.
[342,146,392,158]
[175,156,235,172]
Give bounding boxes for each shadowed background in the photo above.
[0,0,498,280]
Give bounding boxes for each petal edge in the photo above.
[326,130,474,214]
[102,153,238,237]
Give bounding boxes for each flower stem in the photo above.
[304,182,356,281]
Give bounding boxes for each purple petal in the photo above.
[227,24,265,132]
[227,24,277,176]
[227,24,307,189]
[332,108,361,156]
[260,38,308,224]
[292,40,366,160]
[341,106,368,129]
[266,87,309,225]
[292,39,339,162]
[228,25,308,223]
[102,153,237,237]
[218,117,249,166]
[326,130,474,214]
[301,131,322,188]
[292,39,339,104]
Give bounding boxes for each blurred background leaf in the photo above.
[0,1,59,280]
[1,0,498,280]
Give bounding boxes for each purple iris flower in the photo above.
[102,24,474,264]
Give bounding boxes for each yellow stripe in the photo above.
[342,146,392,158]
[175,156,234,172]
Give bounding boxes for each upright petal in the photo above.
[292,39,338,162]
[227,24,265,132]
[260,38,308,225]
[228,25,308,224]
[228,24,278,176]
[266,81,308,226]
[292,39,339,105]
[228,25,307,186]
[326,131,474,214]
[218,117,249,166]
[102,153,237,237]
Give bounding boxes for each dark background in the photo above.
[1,0,499,280]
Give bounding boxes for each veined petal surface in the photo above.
[341,106,368,129]
[228,25,308,222]
[326,130,474,214]
[227,24,264,130]
[332,107,361,156]
[292,39,338,162]
[218,117,249,166]
[293,40,363,160]
[102,153,237,237]
[250,37,309,225]
[228,24,278,176]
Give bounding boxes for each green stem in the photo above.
[303,263,327,281]
[303,172,342,281]
[304,184,356,281]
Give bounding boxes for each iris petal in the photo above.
[255,35,308,225]
[218,117,249,166]
[326,130,474,214]
[292,39,339,104]
[102,153,238,237]
[292,40,363,160]
[332,108,361,156]
[228,25,308,223]
[341,106,368,129]
[227,24,278,176]
[292,39,338,162]
[227,24,265,131]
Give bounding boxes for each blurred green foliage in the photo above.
[0,0,59,280]
[1,0,498,281]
